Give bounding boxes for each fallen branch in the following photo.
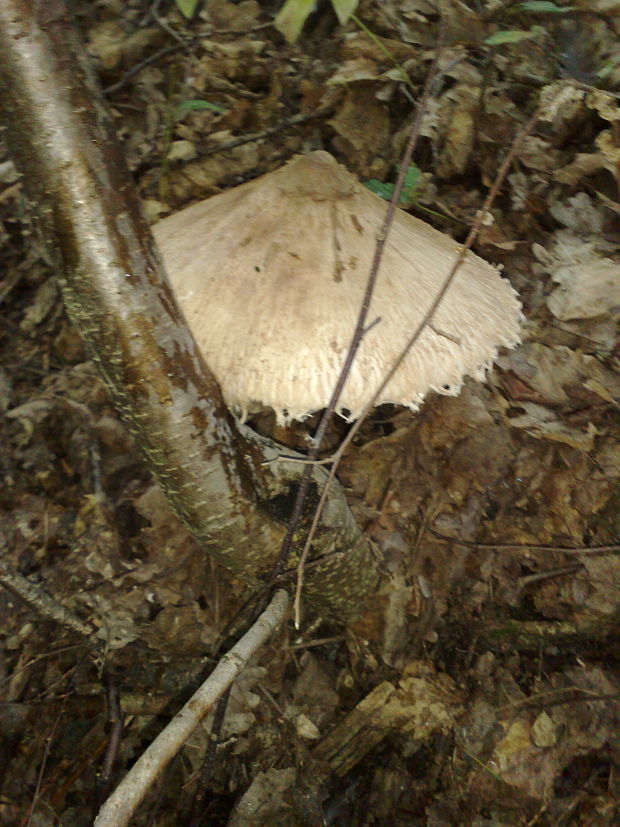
[0,558,95,642]
[425,528,620,556]
[93,589,289,827]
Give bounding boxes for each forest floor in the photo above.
[1,0,619,825]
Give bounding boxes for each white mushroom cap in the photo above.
[153,151,522,425]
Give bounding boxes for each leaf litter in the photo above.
[0,0,619,824]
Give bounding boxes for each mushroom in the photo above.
[152,151,522,425]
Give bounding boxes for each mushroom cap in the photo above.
[153,151,522,424]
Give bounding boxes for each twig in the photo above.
[96,673,125,811]
[143,757,177,827]
[188,685,232,825]
[425,528,620,556]
[197,110,329,157]
[498,686,620,711]
[351,13,414,91]
[272,14,448,610]
[518,564,584,590]
[0,644,83,691]
[104,44,186,95]
[289,17,447,625]
[293,97,547,627]
[25,705,64,827]
[0,558,95,642]
[93,589,289,827]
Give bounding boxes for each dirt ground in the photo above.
[1,0,619,824]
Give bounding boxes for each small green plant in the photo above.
[484,0,574,47]
[176,99,225,115]
[515,1,574,11]
[365,163,421,207]
[158,96,223,202]
[366,164,456,223]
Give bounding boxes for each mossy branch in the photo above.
[0,0,376,617]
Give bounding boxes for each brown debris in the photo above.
[1,0,619,823]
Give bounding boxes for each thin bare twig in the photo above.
[96,673,125,811]
[498,686,620,711]
[197,111,329,157]
[517,564,583,590]
[0,644,83,691]
[188,685,232,826]
[0,558,95,642]
[104,44,186,95]
[425,528,620,556]
[272,15,448,608]
[25,705,64,827]
[293,99,547,627]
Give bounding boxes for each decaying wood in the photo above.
[0,0,377,617]
[313,660,463,776]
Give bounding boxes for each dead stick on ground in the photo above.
[0,558,95,642]
[93,589,289,827]
[25,704,64,827]
[425,528,620,556]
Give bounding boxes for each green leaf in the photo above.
[177,99,224,113]
[484,29,539,45]
[175,0,199,19]
[401,165,421,201]
[365,164,421,206]
[274,0,316,43]
[365,179,395,200]
[516,1,574,12]
[331,0,359,25]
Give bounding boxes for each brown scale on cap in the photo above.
[153,151,522,425]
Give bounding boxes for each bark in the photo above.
[0,0,377,615]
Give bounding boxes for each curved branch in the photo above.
[0,0,276,573]
[0,0,377,615]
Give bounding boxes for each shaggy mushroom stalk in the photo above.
[0,0,376,616]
